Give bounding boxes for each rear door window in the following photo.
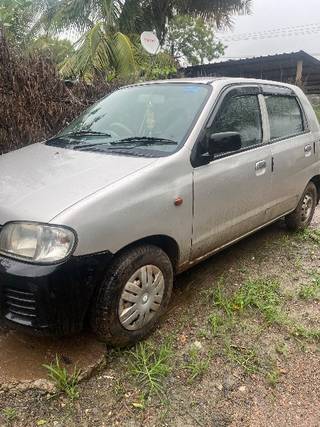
[265,95,304,140]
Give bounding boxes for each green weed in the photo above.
[297,228,320,245]
[275,342,289,357]
[208,313,225,336]
[299,274,320,300]
[2,408,17,423]
[113,378,126,398]
[292,325,320,341]
[266,368,281,388]
[43,355,81,400]
[128,341,172,395]
[225,344,260,374]
[184,347,209,381]
[212,278,284,324]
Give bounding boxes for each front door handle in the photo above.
[255,160,266,171]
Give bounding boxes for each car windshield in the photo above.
[46,83,211,157]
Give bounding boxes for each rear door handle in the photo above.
[255,160,267,171]
[304,144,312,156]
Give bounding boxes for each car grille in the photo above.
[5,287,37,324]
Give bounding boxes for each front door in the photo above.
[191,86,272,260]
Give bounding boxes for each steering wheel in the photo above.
[109,122,134,138]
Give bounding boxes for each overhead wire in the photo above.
[217,22,320,43]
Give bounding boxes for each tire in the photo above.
[90,244,173,347]
[285,182,317,231]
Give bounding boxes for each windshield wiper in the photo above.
[58,130,112,138]
[72,136,178,152]
[110,136,178,146]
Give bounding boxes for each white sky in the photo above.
[216,0,320,60]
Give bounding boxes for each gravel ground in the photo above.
[1,210,320,427]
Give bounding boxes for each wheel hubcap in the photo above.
[118,265,165,331]
[301,193,313,223]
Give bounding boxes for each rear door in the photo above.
[191,86,273,260]
[262,86,316,218]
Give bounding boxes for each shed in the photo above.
[183,51,320,94]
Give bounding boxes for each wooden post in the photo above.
[296,60,303,86]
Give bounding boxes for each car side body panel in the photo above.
[52,151,194,266]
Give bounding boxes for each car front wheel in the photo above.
[90,244,173,346]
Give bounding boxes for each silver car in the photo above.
[0,78,319,346]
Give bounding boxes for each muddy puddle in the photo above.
[0,327,105,384]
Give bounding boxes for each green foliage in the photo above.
[225,344,260,374]
[1,407,17,423]
[167,15,224,65]
[208,313,225,336]
[43,355,81,400]
[120,0,251,45]
[266,368,281,388]
[184,347,209,381]
[138,49,177,80]
[59,21,136,81]
[212,278,283,324]
[292,325,320,341]
[128,341,172,395]
[33,0,250,79]
[298,228,320,244]
[299,274,320,300]
[30,36,74,65]
[313,106,320,122]
[0,0,34,46]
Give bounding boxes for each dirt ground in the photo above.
[1,210,320,427]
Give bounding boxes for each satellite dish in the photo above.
[140,31,160,55]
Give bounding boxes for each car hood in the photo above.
[0,143,157,224]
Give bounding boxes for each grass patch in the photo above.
[212,278,284,324]
[299,274,320,300]
[266,368,281,388]
[297,228,320,245]
[208,313,225,336]
[43,355,81,401]
[128,341,172,395]
[2,408,17,423]
[184,347,209,382]
[225,344,260,374]
[292,325,320,341]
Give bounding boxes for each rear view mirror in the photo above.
[208,132,242,156]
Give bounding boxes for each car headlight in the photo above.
[0,222,76,264]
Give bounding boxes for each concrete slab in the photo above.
[0,326,106,385]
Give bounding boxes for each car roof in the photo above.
[134,77,298,90]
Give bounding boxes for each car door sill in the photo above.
[177,210,294,273]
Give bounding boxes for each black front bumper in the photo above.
[0,252,113,336]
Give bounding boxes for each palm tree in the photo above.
[38,0,137,81]
[120,0,251,45]
[36,0,251,80]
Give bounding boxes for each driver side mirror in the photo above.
[207,132,242,157]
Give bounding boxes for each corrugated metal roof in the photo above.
[183,51,320,94]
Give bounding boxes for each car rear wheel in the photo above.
[285,182,317,231]
[90,244,173,346]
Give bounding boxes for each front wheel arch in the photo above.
[114,234,180,273]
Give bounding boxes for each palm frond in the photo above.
[113,31,136,76]
[174,0,252,28]
[38,0,101,34]
[60,22,112,80]
[59,22,136,81]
